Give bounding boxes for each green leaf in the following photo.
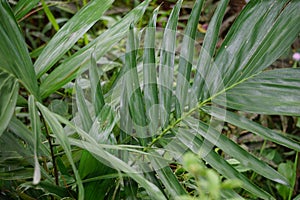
[35,0,115,77]
[150,151,187,198]
[202,105,300,151]
[124,24,148,143]
[276,161,294,200]
[0,71,18,137]
[36,103,84,200]
[69,139,167,200]
[175,127,275,200]
[214,0,299,88]
[143,7,159,134]
[75,82,93,132]
[183,117,289,186]
[175,0,204,117]
[28,95,41,185]
[78,150,116,200]
[158,0,182,128]
[89,52,105,116]
[0,0,39,98]
[8,117,50,159]
[191,0,229,101]
[13,0,39,21]
[216,68,300,116]
[41,0,60,31]
[40,0,150,98]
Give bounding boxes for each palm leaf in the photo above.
[36,103,84,200]
[40,0,150,98]
[0,0,39,98]
[28,95,41,185]
[215,68,300,116]
[158,0,182,128]
[34,0,115,77]
[0,71,18,136]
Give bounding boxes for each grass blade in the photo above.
[75,82,93,132]
[69,139,167,200]
[124,24,148,142]
[13,0,39,21]
[150,151,187,197]
[41,0,60,31]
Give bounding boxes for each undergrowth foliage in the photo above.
[0,0,300,199]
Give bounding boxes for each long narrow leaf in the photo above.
[174,127,275,199]
[28,95,41,184]
[0,71,18,136]
[36,103,84,200]
[40,0,150,98]
[124,24,148,143]
[35,0,115,77]
[13,0,39,21]
[175,0,204,117]
[75,83,93,132]
[191,0,229,101]
[69,139,167,200]
[150,151,187,198]
[215,68,300,116]
[183,117,289,186]
[0,0,39,97]
[143,7,159,135]
[89,52,105,116]
[158,0,182,128]
[202,105,300,151]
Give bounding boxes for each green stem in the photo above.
[41,115,59,186]
[288,152,299,200]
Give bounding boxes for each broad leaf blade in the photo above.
[0,0,39,97]
[35,0,115,77]
[0,71,18,137]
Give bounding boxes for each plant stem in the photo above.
[289,152,299,200]
[42,115,59,186]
